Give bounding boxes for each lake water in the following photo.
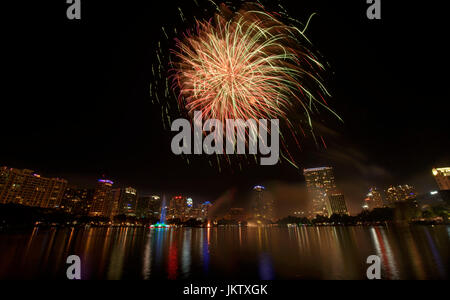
[0,225,448,280]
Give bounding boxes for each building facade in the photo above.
[385,185,417,206]
[251,185,274,222]
[326,193,349,216]
[201,201,213,220]
[304,167,337,216]
[0,167,67,209]
[61,187,94,215]
[432,167,450,190]
[364,187,384,210]
[89,179,114,217]
[136,195,162,219]
[168,196,188,221]
[114,187,138,217]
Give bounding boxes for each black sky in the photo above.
[2,0,449,215]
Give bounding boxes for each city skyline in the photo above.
[2,163,448,217]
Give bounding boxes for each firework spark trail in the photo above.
[153,1,342,169]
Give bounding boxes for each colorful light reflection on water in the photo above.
[0,226,448,280]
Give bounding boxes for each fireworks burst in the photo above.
[152,1,342,170]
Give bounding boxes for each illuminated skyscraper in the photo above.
[364,187,384,210]
[303,167,337,216]
[251,185,274,221]
[110,188,121,217]
[432,167,450,190]
[168,195,188,220]
[115,187,138,216]
[201,201,213,220]
[0,167,67,208]
[385,185,417,206]
[136,195,161,219]
[89,179,114,217]
[326,193,349,216]
[61,187,94,215]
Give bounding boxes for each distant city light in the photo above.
[253,185,266,191]
[430,191,439,195]
[125,187,137,195]
[187,198,193,208]
[98,179,114,185]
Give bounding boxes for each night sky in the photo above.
[2,1,449,215]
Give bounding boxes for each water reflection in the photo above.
[202,228,210,275]
[370,227,399,279]
[259,253,274,280]
[142,230,152,279]
[167,233,178,280]
[423,228,446,278]
[0,226,448,280]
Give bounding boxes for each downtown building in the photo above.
[168,196,207,221]
[326,192,349,216]
[61,187,94,215]
[0,166,67,209]
[385,185,417,206]
[432,167,450,190]
[168,195,188,220]
[303,167,337,217]
[201,201,213,220]
[89,179,115,217]
[110,187,138,217]
[431,167,450,205]
[363,187,385,210]
[251,185,274,222]
[136,195,162,219]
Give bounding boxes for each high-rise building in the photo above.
[185,207,202,220]
[89,179,114,217]
[201,201,213,220]
[61,187,94,215]
[326,193,349,216]
[149,195,162,219]
[385,185,417,206]
[303,167,337,216]
[432,168,450,190]
[110,188,121,217]
[364,187,384,210]
[136,195,150,218]
[167,196,203,221]
[136,195,161,219]
[251,185,274,221]
[168,195,188,220]
[0,167,67,208]
[113,187,138,216]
